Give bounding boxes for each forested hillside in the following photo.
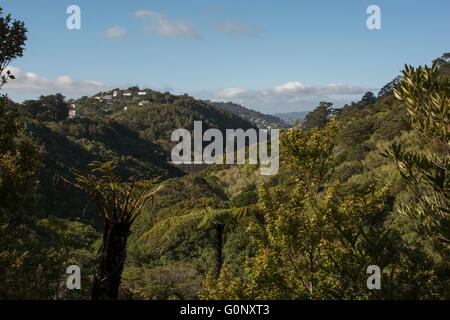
[205,100,289,128]
[119,55,450,299]
[4,85,262,224]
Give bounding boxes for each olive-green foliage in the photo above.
[230,184,258,208]
[384,63,450,252]
[121,262,203,300]
[0,97,41,225]
[0,217,99,299]
[125,174,229,275]
[203,114,440,299]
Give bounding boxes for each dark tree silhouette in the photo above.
[361,92,376,105]
[302,102,333,130]
[61,161,162,299]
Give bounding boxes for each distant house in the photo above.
[68,110,76,118]
[103,95,112,100]
[123,92,132,97]
[94,96,102,101]
[138,101,150,106]
[113,91,118,97]
[70,103,78,109]
[138,91,147,96]
[123,106,128,111]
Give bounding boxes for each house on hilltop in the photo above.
[68,109,77,118]
[139,100,150,106]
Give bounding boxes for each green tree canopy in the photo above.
[302,102,334,130]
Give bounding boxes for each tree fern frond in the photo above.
[138,209,207,244]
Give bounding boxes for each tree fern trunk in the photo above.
[214,224,224,279]
[91,220,130,300]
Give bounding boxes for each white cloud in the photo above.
[210,20,263,37]
[217,87,247,98]
[101,26,127,39]
[134,10,203,40]
[2,66,113,98]
[203,81,367,113]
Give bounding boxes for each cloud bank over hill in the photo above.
[3,66,113,100]
[202,81,368,113]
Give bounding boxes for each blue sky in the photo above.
[2,0,449,113]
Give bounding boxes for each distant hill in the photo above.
[204,100,289,128]
[56,88,258,152]
[274,111,309,125]
[105,90,257,152]
[16,88,258,222]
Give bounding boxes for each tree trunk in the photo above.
[214,224,224,279]
[91,220,130,300]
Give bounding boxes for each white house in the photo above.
[123,92,132,97]
[138,91,147,96]
[139,101,150,106]
[68,110,76,118]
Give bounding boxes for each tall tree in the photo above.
[361,91,376,105]
[22,94,69,121]
[241,118,340,299]
[61,161,162,299]
[433,52,450,76]
[302,102,333,130]
[0,5,39,229]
